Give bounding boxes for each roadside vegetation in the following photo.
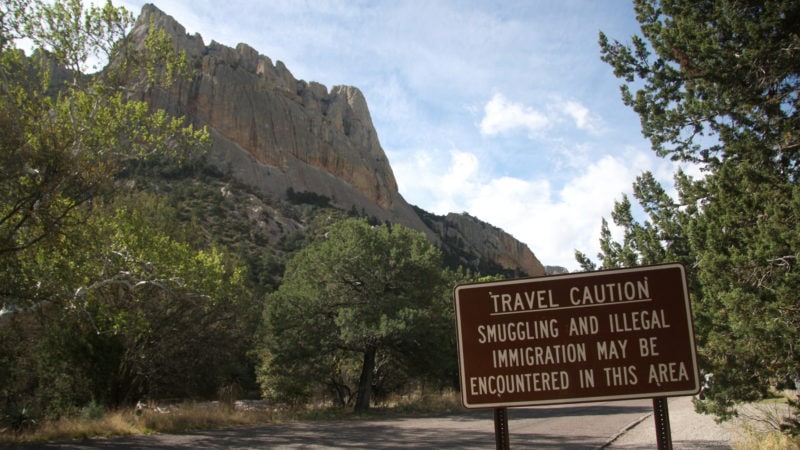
[1,390,463,445]
[730,391,800,449]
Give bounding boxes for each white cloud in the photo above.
[466,154,637,271]
[390,143,682,271]
[557,100,603,134]
[479,94,605,139]
[479,93,550,136]
[441,151,480,196]
[389,148,481,215]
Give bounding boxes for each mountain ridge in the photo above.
[126,3,549,277]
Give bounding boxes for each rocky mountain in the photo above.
[125,4,546,278]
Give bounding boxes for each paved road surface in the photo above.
[19,397,732,449]
[607,396,732,449]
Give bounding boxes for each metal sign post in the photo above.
[653,397,673,449]
[493,407,510,450]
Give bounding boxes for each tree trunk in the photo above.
[354,346,376,413]
[329,379,350,407]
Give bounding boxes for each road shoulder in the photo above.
[605,396,733,449]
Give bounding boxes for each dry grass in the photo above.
[2,401,277,445]
[1,392,464,444]
[3,392,463,445]
[379,388,463,415]
[730,391,800,450]
[732,425,799,450]
[8,410,142,444]
[136,402,276,433]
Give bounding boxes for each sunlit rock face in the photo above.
[121,4,547,277]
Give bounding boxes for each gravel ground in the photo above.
[605,396,733,449]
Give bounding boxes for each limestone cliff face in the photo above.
[125,4,548,276]
[128,5,417,230]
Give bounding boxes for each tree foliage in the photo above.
[3,194,256,415]
[259,218,450,412]
[0,0,257,423]
[0,0,205,261]
[591,0,799,422]
[599,0,799,167]
[575,170,695,271]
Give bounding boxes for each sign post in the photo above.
[493,407,509,450]
[653,397,673,449]
[453,263,699,447]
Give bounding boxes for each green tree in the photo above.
[1,0,205,263]
[1,0,215,420]
[575,170,695,271]
[259,218,447,412]
[1,192,256,416]
[78,194,255,404]
[594,0,799,422]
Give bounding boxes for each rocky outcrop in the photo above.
[124,4,548,276]
[423,211,545,277]
[127,4,423,232]
[544,265,569,275]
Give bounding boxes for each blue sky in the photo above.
[116,0,692,270]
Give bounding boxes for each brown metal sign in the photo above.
[454,263,700,409]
